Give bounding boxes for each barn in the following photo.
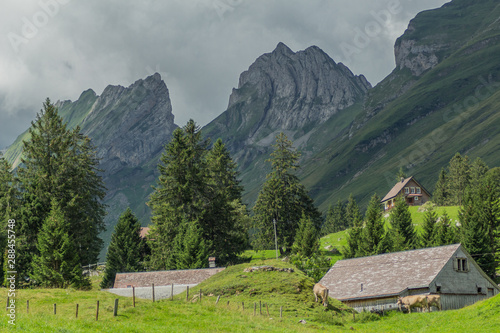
[319,244,499,312]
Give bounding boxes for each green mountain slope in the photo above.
[302,0,500,210]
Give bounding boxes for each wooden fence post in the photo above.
[133,286,136,308]
[254,303,256,316]
[114,299,119,317]
[242,302,244,311]
[266,303,270,316]
[152,283,155,302]
[186,286,189,302]
[76,304,79,318]
[96,301,99,321]
[53,304,56,315]
[27,300,29,314]
[227,301,230,308]
[353,311,356,322]
[171,284,174,300]
[280,306,283,318]
[6,297,9,311]
[215,295,220,305]
[199,289,202,303]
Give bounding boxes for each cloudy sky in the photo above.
[0,0,450,149]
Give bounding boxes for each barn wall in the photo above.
[440,294,489,310]
[431,248,499,298]
[343,296,399,313]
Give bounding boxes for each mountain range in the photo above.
[4,0,500,257]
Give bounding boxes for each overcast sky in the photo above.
[0,0,450,149]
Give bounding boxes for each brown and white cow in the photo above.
[313,283,329,306]
[397,295,428,313]
[426,294,442,311]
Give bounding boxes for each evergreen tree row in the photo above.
[147,120,249,270]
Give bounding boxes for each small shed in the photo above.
[381,176,431,210]
[319,244,499,312]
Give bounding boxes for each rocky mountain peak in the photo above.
[226,43,371,137]
[81,73,176,174]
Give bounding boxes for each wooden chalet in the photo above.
[381,176,431,211]
[319,244,499,312]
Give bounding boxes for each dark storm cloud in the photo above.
[0,0,449,149]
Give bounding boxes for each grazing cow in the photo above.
[426,294,442,311]
[397,295,428,313]
[313,283,329,306]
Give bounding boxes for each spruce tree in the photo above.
[342,226,363,259]
[253,133,321,254]
[433,168,449,206]
[470,157,489,191]
[433,211,454,246]
[345,194,363,228]
[101,208,143,288]
[388,195,416,251]
[17,99,106,279]
[148,122,208,270]
[0,157,19,284]
[31,199,85,288]
[359,194,387,256]
[447,153,471,205]
[174,221,210,270]
[292,213,320,257]
[459,188,495,278]
[322,200,346,235]
[420,207,438,248]
[321,205,335,236]
[204,138,246,265]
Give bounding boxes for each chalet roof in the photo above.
[319,244,461,301]
[381,176,412,202]
[381,176,431,203]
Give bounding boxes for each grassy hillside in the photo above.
[301,0,500,211]
[2,261,499,332]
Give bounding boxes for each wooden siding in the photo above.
[440,294,490,310]
[344,296,399,313]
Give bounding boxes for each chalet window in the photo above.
[415,196,419,201]
[453,257,469,272]
[411,187,415,194]
[416,187,421,194]
[404,187,409,194]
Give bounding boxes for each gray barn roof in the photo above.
[319,244,461,301]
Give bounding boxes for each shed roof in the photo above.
[319,244,461,301]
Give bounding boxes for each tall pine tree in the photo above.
[420,206,438,248]
[447,153,471,205]
[16,99,106,280]
[388,195,416,251]
[292,213,320,257]
[433,168,449,206]
[359,194,388,256]
[345,194,363,228]
[459,188,495,278]
[253,133,321,254]
[0,157,19,284]
[101,208,144,288]
[31,199,85,288]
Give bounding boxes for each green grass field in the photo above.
[2,258,499,332]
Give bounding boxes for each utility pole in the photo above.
[273,218,278,260]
